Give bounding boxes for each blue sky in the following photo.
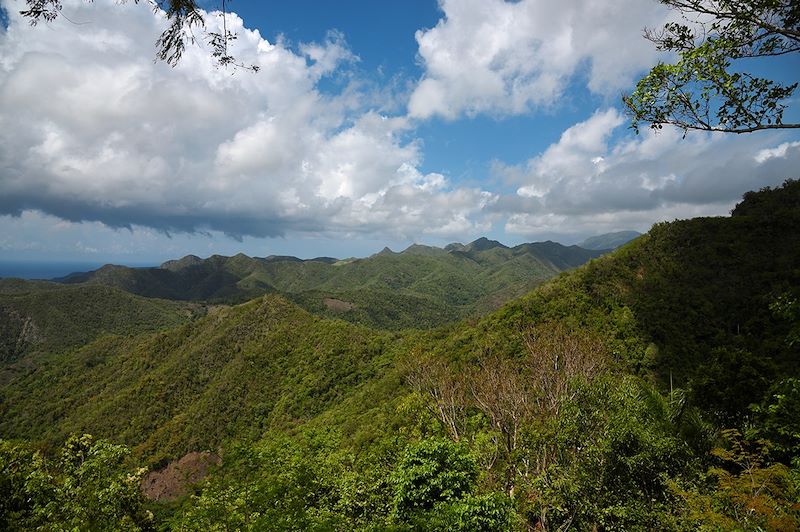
[0,0,798,265]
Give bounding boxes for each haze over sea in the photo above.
[0,261,154,280]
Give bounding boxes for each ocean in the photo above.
[0,261,136,280]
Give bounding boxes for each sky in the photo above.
[0,0,798,265]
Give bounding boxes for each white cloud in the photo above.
[517,109,625,197]
[1,0,797,256]
[754,141,800,164]
[409,0,672,119]
[0,0,492,240]
[493,109,800,238]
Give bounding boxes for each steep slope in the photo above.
[0,295,403,464]
[0,279,196,365]
[488,181,800,421]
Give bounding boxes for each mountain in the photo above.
[2,181,799,530]
[0,279,200,392]
[4,181,797,458]
[578,230,642,250]
[52,237,606,329]
[444,236,507,253]
[0,279,196,365]
[57,255,277,302]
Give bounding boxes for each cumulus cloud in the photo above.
[1,0,797,254]
[492,109,800,237]
[0,0,493,240]
[409,0,672,119]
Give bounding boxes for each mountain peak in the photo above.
[466,237,507,252]
[263,255,303,263]
[402,244,446,256]
[160,255,203,271]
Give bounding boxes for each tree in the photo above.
[0,435,151,531]
[19,0,258,70]
[390,437,514,530]
[674,429,800,530]
[391,437,478,520]
[624,0,800,134]
[522,321,607,418]
[404,352,469,442]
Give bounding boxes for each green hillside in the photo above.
[59,255,276,302]
[0,280,197,366]
[2,182,799,530]
[0,295,401,465]
[56,239,604,329]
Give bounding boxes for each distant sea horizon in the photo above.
[0,261,156,280]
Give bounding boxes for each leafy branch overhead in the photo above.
[624,0,800,134]
[19,0,259,71]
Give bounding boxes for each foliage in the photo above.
[692,347,776,424]
[0,280,195,364]
[624,0,800,134]
[56,240,602,330]
[0,182,798,529]
[391,437,477,519]
[170,429,387,531]
[0,295,402,463]
[403,493,515,532]
[0,435,151,531]
[489,180,800,422]
[771,295,800,347]
[751,378,800,461]
[733,178,800,219]
[515,377,695,530]
[674,429,800,530]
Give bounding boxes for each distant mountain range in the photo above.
[577,230,642,250]
[48,237,607,329]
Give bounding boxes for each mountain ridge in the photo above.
[49,238,606,329]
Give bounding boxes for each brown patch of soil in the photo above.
[323,298,355,312]
[141,451,221,501]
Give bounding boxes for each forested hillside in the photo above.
[55,238,604,329]
[1,182,799,530]
[0,280,198,375]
